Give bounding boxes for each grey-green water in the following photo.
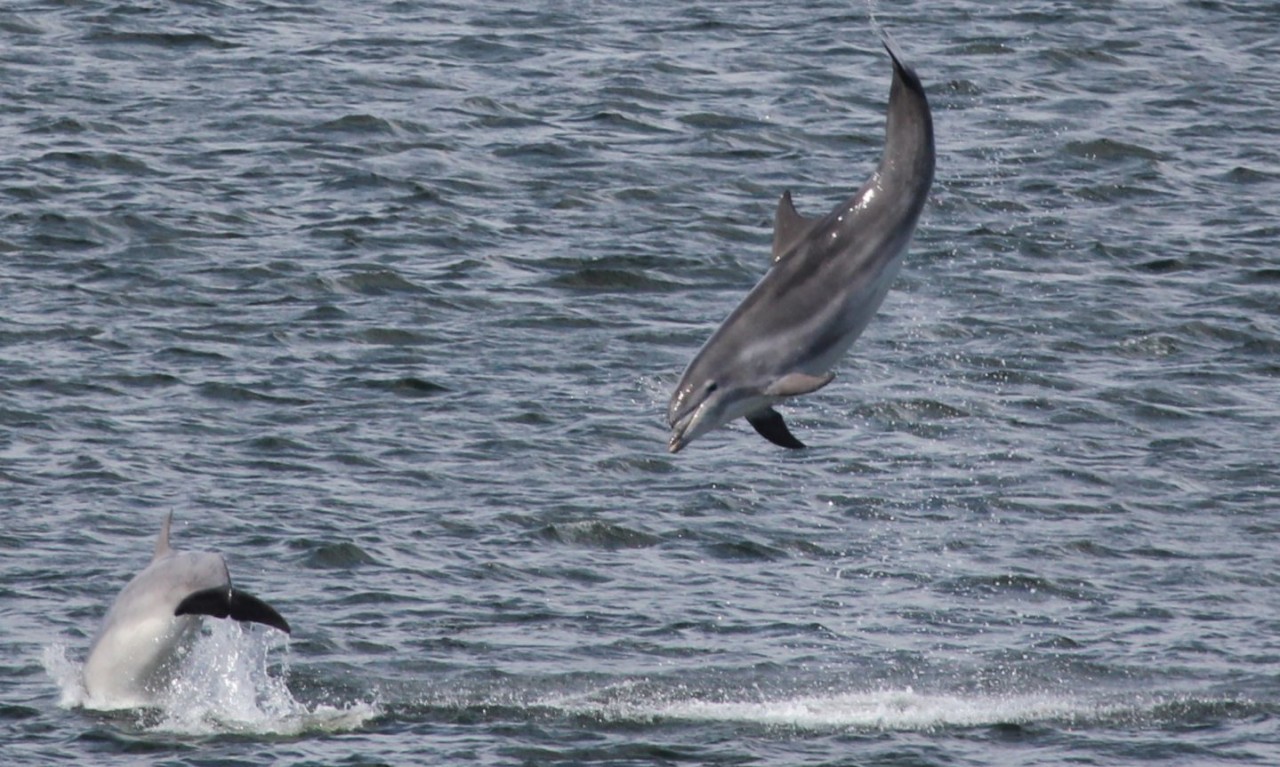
[4,1,1279,764]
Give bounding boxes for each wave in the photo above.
[548,683,1103,731]
[402,675,1264,735]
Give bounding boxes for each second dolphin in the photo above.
[667,35,935,453]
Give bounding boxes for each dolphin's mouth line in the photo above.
[667,405,700,453]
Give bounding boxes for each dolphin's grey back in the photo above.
[688,46,933,383]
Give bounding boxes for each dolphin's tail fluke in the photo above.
[880,29,927,99]
[877,28,934,217]
[175,586,292,634]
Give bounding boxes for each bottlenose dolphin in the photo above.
[667,35,934,453]
[81,512,290,709]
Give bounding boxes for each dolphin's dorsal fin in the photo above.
[154,511,173,560]
[772,190,815,264]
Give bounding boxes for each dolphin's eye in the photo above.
[705,382,718,394]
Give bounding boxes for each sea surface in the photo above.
[3,0,1279,764]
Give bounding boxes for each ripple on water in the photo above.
[8,1,1280,764]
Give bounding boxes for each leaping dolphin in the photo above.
[667,34,935,453]
[81,512,290,709]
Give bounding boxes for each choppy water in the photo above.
[4,0,1279,764]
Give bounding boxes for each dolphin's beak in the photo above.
[667,405,699,454]
[667,418,690,453]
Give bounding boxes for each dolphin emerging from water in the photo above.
[81,512,290,709]
[667,35,935,453]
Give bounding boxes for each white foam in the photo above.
[655,689,1093,730]
[41,641,87,710]
[43,622,378,735]
[556,684,1108,732]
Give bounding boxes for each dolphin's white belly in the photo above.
[82,612,201,708]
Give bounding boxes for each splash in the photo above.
[637,372,678,411]
[41,641,86,710]
[551,682,1115,732]
[43,622,378,736]
[648,688,1099,731]
[867,0,883,38]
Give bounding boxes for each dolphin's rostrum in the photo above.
[667,34,935,453]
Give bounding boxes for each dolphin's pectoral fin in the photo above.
[747,408,807,449]
[175,586,292,635]
[765,372,835,398]
[771,190,816,264]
